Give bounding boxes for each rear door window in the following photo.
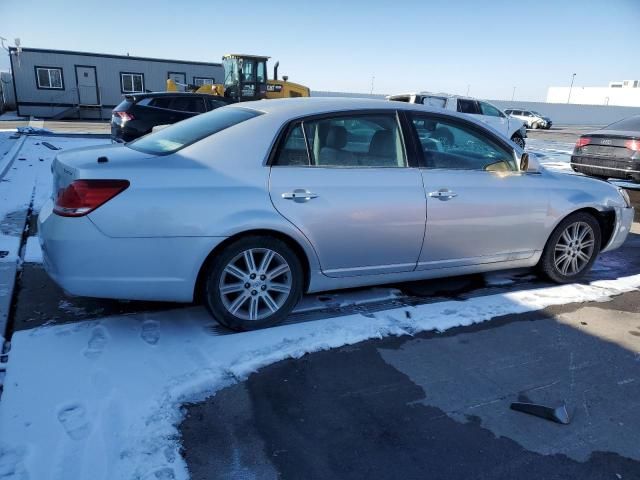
[149,97,174,109]
[206,98,228,110]
[273,114,406,168]
[604,116,640,131]
[457,99,481,115]
[170,96,206,113]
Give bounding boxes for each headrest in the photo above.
[325,126,347,149]
[369,130,394,157]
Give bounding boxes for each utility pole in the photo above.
[511,86,516,101]
[466,84,470,96]
[567,73,576,103]
[370,76,375,95]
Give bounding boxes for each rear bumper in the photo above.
[38,200,225,302]
[571,155,640,181]
[602,205,635,253]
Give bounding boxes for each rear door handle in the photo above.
[282,189,319,203]
[428,189,458,200]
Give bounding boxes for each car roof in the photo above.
[127,92,225,99]
[228,97,502,132]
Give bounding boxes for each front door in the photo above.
[409,113,549,269]
[75,66,98,105]
[269,112,426,277]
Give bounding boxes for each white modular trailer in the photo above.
[8,47,224,119]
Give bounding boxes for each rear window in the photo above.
[114,99,133,112]
[604,115,640,132]
[127,107,262,155]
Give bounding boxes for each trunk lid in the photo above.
[51,144,155,197]
[577,130,639,159]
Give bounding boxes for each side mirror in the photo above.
[520,152,529,171]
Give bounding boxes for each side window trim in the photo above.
[407,112,518,171]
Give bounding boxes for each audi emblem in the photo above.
[600,139,613,145]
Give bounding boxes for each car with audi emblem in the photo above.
[571,115,640,183]
[39,98,634,331]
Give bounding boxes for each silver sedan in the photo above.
[39,98,634,330]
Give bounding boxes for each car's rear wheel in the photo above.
[538,212,601,283]
[511,134,526,148]
[205,236,303,331]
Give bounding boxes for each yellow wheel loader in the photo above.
[167,54,310,102]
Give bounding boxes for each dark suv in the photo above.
[111,92,230,142]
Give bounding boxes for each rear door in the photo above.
[269,112,427,277]
[409,113,548,269]
[168,96,207,120]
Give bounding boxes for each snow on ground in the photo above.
[525,138,574,172]
[1,273,640,479]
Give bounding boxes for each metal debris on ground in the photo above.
[41,142,60,151]
[510,401,571,425]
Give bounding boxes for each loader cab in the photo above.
[222,54,268,101]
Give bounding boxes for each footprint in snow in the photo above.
[57,404,91,440]
[141,320,160,345]
[152,467,175,479]
[83,326,108,359]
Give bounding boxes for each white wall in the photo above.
[547,86,640,107]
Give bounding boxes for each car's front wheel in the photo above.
[538,212,601,283]
[511,134,526,149]
[205,236,303,331]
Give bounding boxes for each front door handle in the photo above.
[428,189,458,200]
[282,189,319,203]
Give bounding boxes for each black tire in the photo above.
[531,123,538,130]
[538,212,601,283]
[511,134,525,149]
[204,236,303,331]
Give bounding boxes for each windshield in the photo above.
[223,57,238,86]
[127,107,262,155]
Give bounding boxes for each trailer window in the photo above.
[36,67,63,90]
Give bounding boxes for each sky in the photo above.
[0,0,638,101]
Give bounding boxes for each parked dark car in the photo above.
[571,115,640,182]
[111,92,230,142]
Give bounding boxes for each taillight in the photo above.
[115,111,134,121]
[54,180,129,217]
[575,137,591,148]
[625,139,640,151]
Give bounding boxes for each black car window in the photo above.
[127,107,261,155]
[206,98,227,110]
[457,99,480,114]
[170,96,206,113]
[410,113,516,172]
[149,97,173,109]
[604,115,640,131]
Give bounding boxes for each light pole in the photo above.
[567,73,576,104]
[511,86,516,101]
[370,75,375,95]
[466,84,470,96]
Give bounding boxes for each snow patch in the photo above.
[23,236,42,263]
[1,273,640,479]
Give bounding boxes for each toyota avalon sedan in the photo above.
[571,115,640,182]
[39,98,634,330]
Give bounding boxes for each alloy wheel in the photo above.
[553,221,595,276]
[218,248,293,321]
